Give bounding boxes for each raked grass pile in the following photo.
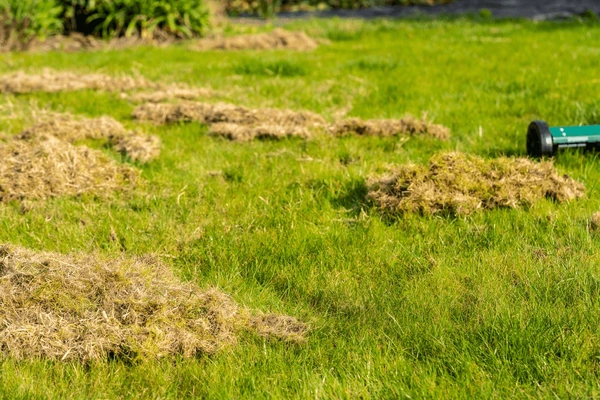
[21,113,161,163]
[0,244,306,362]
[0,70,213,102]
[0,70,154,94]
[0,136,137,203]
[133,101,449,141]
[368,152,585,216]
[194,29,319,51]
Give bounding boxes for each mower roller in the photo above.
[527,120,600,157]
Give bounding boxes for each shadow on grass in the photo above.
[331,178,370,217]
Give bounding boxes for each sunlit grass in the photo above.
[1,16,600,398]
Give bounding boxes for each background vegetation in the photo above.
[0,0,63,49]
[225,0,454,16]
[0,0,209,47]
[1,16,600,398]
[0,0,456,45]
[60,0,209,38]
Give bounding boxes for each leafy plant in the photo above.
[225,0,454,16]
[0,0,63,49]
[59,0,209,38]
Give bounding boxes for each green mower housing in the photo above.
[527,121,600,157]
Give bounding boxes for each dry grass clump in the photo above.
[195,28,318,51]
[133,102,215,124]
[0,244,308,361]
[209,123,310,141]
[591,212,600,231]
[126,87,213,103]
[133,102,326,127]
[132,102,451,143]
[367,152,585,216]
[330,116,451,140]
[0,136,137,203]
[133,101,325,141]
[111,134,162,163]
[0,69,155,94]
[249,314,308,343]
[1,32,175,54]
[0,69,213,105]
[20,114,161,163]
[26,33,172,53]
[19,114,128,142]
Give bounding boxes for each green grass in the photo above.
[2,16,600,398]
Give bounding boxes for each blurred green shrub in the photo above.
[60,0,209,38]
[225,0,454,17]
[0,0,63,49]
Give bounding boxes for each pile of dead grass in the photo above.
[367,152,585,216]
[0,244,307,361]
[133,101,325,141]
[133,102,326,126]
[125,87,213,103]
[0,136,137,203]
[19,114,128,142]
[209,123,310,142]
[21,113,161,163]
[0,69,214,104]
[0,32,176,54]
[0,69,155,94]
[25,33,173,53]
[330,116,451,140]
[591,212,600,231]
[133,101,452,142]
[111,134,162,164]
[194,28,319,51]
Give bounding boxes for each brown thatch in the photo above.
[133,102,451,142]
[133,102,326,127]
[19,114,128,142]
[0,244,307,361]
[1,31,175,53]
[20,114,161,163]
[111,134,162,163]
[591,212,600,231]
[367,152,585,216]
[330,116,451,140]
[0,136,138,202]
[132,102,212,124]
[126,87,213,103]
[194,28,318,51]
[209,122,310,141]
[0,69,155,94]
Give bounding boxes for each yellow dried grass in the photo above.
[591,212,600,231]
[21,114,161,163]
[132,102,451,142]
[126,87,213,103]
[0,69,155,94]
[0,136,137,202]
[195,28,318,51]
[368,152,585,216]
[133,101,326,141]
[133,101,326,127]
[330,116,451,140]
[0,244,307,361]
[19,114,128,142]
[111,134,162,163]
[209,122,310,141]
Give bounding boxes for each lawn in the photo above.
[2,16,600,398]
